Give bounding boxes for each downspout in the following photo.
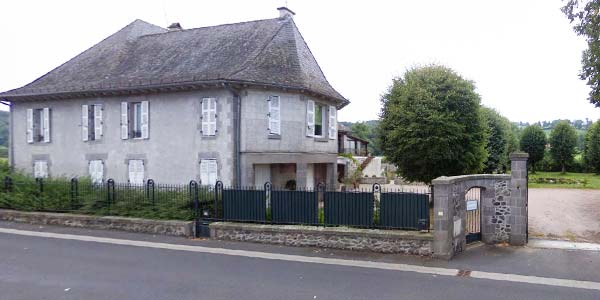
[0,99,13,171]
[225,86,242,187]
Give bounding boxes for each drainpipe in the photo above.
[225,86,242,187]
[0,99,13,171]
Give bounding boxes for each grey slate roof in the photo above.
[0,17,347,106]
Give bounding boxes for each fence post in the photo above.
[215,181,223,219]
[190,180,200,238]
[372,183,381,226]
[4,176,12,193]
[107,179,115,214]
[70,178,78,211]
[147,179,155,207]
[264,181,272,222]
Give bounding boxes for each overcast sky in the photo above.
[1,0,599,123]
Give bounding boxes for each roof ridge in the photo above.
[226,18,290,78]
[138,17,281,38]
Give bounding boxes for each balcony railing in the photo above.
[339,148,368,157]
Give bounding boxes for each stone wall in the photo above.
[210,222,433,255]
[431,152,529,259]
[0,209,194,237]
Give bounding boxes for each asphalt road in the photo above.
[0,224,599,300]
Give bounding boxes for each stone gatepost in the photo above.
[508,152,529,246]
[431,177,455,260]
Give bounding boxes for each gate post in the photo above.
[431,178,456,259]
[509,152,529,246]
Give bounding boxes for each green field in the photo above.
[528,172,600,189]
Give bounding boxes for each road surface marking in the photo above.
[529,239,600,252]
[1,227,599,291]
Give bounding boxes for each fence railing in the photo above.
[0,177,431,236]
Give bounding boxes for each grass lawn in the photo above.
[528,172,600,189]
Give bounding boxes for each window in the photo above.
[33,160,48,178]
[121,101,149,140]
[128,159,145,185]
[88,160,104,184]
[200,159,218,186]
[268,96,280,135]
[314,104,324,137]
[201,98,217,136]
[82,104,103,141]
[26,108,50,143]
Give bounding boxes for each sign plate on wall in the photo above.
[453,218,462,237]
[466,200,478,211]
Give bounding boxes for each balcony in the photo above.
[339,147,368,157]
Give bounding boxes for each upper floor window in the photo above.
[268,96,280,135]
[121,101,149,140]
[201,98,217,136]
[26,108,51,143]
[82,104,103,141]
[306,100,336,140]
[33,160,49,178]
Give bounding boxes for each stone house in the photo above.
[0,7,348,188]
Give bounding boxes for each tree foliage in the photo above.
[519,125,547,173]
[562,0,600,107]
[584,121,600,173]
[481,107,512,173]
[549,121,578,173]
[379,65,487,184]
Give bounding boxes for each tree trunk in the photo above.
[561,163,566,174]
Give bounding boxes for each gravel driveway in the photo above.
[529,188,600,243]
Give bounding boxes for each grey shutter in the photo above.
[141,101,149,139]
[121,102,129,139]
[306,100,315,137]
[82,105,89,141]
[268,96,281,135]
[328,105,337,139]
[94,104,103,139]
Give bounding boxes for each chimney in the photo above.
[167,22,182,31]
[277,7,295,19]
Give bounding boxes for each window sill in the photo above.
[314,137,329,142]
[201,135,217,140]
[268,134,281,140]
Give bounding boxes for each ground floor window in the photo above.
[33,160,48,178]
[200,159,218,186]
[88,160,104,184]
[128,159,145,185]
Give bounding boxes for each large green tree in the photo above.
[563,0,600,107]
[481,107,511,173]
[519,125,547,173]
[584,121,600,173]
[549,121,578,173]
[379,65,487,184]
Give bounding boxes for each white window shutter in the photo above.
[43,108,51,143]
[138,161,145,184]
[41,161,48,178]
[81,105,89,141]
[201,98,217,136]
[35,161,48,178]
[306,100,315,137]
[268,96,281,135]
[128,160,144,185]
[141,101,149,139]
[208,160,218,186]
[26,108,34,143]
[34,161,41,178]
[200,160,209,185]
[89,160,104,184]
[121,102,129,139]
[94,104,103,139]
[328,105,337,140]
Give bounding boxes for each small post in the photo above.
[147,179,155,207]
[36,178,44,210]
[107,179,115,213]
[215,181,223,219]
[264,181,272,222]
[190,180,200,238]
[70,178,78,210]
[372,183,381,226]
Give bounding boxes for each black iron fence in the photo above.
[0,177,431,236]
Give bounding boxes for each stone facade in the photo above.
[0,209,194,237]
[210,222,433,255]
[432,153,529,259]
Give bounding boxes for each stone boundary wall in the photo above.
[210,222,433,256]
[358,177,387,185]
[0,209,194,237]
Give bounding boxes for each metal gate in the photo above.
[465,187,481,244]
